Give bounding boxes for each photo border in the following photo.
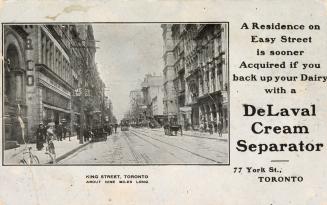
[2,22,230,166]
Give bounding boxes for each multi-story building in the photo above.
[141,73,164,124]
[129,89,144,124]
[161,24,178,120]
[161,24,229,132]
[171,25,191,129]
[3,24,105,148]
[103,97,116,124]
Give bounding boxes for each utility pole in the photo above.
[79,56,86,144]
[77,36,91,144]
[101,87,108,127]
[59,25,99,145]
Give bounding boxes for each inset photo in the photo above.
[3,23,229,165]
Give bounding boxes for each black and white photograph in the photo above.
[2,1,327,205]
[3,23,229,165]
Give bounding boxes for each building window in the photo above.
[27,75,34,86]
[63,60,66,81]
[55,49,58,75]
[212,68,216,92]
[58,55,62,78]
[49,42,53,70]
[41,32,46,64]
[46,38,50,68]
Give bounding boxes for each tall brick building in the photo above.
[141,73,164,124]
[3,24,105,148]
[161,24,229,132]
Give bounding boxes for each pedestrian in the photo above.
[218,120,223,137]
[36,122,45,150]
[199,122,204,132]
[68,126,71,141]
[46,124,54,142]
[208,121,213,135]
[75,123,80,140]
[45,125,56,164]
[84,127,89,141]
[63,124,67,140]
[57,123,63,141]
[108,124,112,135]
[89,129,94,141]
[213,118,218,133]
[54,123,59,140]
[114,123,118,133]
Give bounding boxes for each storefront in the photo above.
[4,26,28,146]
[36,69,73,137]
[197,91,228,133]
[179,106,192,130]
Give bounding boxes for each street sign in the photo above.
[74,88,91,96]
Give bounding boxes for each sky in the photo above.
[93,24,164,121]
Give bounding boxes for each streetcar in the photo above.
[120,119,130,131]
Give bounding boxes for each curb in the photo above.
[52,141,91,164]
[183,133,228,141]
[144,128,229,142]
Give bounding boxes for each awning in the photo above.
[43,103,71,114]
[180,106,192,113]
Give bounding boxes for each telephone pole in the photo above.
[57,25,99,145]
[75,36,93,144]
[79,54,86,144]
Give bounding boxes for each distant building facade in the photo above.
[161,24,229,132]
[141,73,164,124]
[129,89,144,124]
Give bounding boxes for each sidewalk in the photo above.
[143,127,229,141]
[4,136,90,165]
[183,130,228,141]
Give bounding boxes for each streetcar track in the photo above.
[122,131,151,164]
[122,131,142,163]
[134,129,228,157]
[130,129,223,164]
[108,135,123,163]
[144,128,225,141]
[60,130,225,164]
[124,130,186,163]
[124,132,185,162]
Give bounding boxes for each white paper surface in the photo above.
[1,0,327,204]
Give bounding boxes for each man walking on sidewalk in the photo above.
[75,123,80,140]
[114,123,118,134]
[36,122,46,150]
[57,123,63,141]
[218,120,223,137]
[213,117,218,133]
[69,129,71,141]
[208,121,213,135]
[63,124,67,140]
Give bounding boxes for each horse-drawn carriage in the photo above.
[164,123,183,136]
[90,127,108,142]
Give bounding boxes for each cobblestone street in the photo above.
[60,128,229,164]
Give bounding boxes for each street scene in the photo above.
[60,128,228,164]
[3,23,229,165]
